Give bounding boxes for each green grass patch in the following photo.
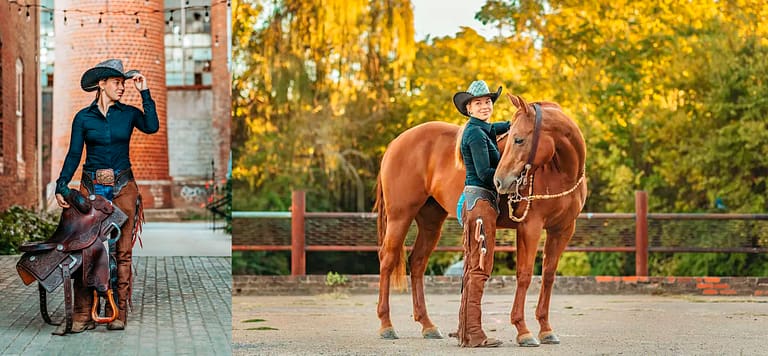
[246,326,279,331]
[242,318,266,323]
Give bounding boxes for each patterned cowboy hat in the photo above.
[80,59,141,92]
[452,80,503,117]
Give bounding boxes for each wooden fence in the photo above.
[233,191,768,276]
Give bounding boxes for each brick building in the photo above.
[0,3,41,211]
[43,0,231,211]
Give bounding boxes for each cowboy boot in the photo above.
[54,274,96,335]
[108,182,139,331]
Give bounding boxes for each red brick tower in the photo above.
[52,0,172,208]
[211,2,231,182]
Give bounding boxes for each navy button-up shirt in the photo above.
[56,89,159,194]
[461,117,511,190]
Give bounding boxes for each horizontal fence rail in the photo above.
[233,191,768,276]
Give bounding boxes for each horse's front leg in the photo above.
[511,220,544,347]
[535,223,574,344]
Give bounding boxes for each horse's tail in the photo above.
[375,172,386,246]
[375,171,407,292]
[454,122,467,170]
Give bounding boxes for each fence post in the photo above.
[291,190,306,276]
[635,190,648,276]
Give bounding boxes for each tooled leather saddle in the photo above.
[16,191,127,335]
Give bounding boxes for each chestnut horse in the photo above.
[375,94,587,346]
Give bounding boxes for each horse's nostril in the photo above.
[495,178,502,190]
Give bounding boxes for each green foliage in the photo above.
[325,271,349,286]
[587,252,633,276]
[556,252,591,276]
[0,206,59,255]
[651,253,768,277]
[232,251,290,275]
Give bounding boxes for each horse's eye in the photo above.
[514,137,524,145]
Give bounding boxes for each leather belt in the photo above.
[82,168,134,196]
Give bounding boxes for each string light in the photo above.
[7,1,228,30]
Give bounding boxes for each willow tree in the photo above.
[232,0,415,211]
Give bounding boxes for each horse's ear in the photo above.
[507,93,528,114]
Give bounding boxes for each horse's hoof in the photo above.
[422,326,444,339]
[380,327,399,339]
[539,331,560,344]
[516,333,541,347]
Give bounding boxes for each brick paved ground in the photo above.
[0,256,232,355]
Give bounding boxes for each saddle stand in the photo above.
[16,191,128,335]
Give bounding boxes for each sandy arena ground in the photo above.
[232,293,768,355]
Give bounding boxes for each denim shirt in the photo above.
[56,89,159,194]
[460,117,511,190]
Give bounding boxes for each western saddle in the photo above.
[16,191,127,335]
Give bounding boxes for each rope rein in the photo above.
[507,170,585,222]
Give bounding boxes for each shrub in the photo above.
[0,206,59,255]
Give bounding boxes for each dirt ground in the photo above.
[232,293,768,355]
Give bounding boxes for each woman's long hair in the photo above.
[454,122,468,169]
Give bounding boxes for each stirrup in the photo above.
[91,289,118,324]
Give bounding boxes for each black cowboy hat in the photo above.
[80,59,141,92]
[452,80,503,117]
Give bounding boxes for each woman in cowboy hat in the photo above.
[452,80,509,347]
[53,58,159,334]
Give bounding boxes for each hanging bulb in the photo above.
[63,10,68,25]
[135,14,140,29]
[18,6,22,16]
[168,10,174,30]
[81,18,84,27]
[25,5,30,22]
[204,6,210,23]
[214,34,220,47]
[98,12,103,25]
[144,28,148,38]
[49,10,53,23]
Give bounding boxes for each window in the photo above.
[16,58,23,164]
[164,0,212,86]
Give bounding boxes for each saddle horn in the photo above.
[65,190,92,214]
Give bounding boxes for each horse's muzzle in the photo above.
[494,175,518,194]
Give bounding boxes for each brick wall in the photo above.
[0,3,40,211]
[51,0,172,208]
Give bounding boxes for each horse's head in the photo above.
[494,94,557,194]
